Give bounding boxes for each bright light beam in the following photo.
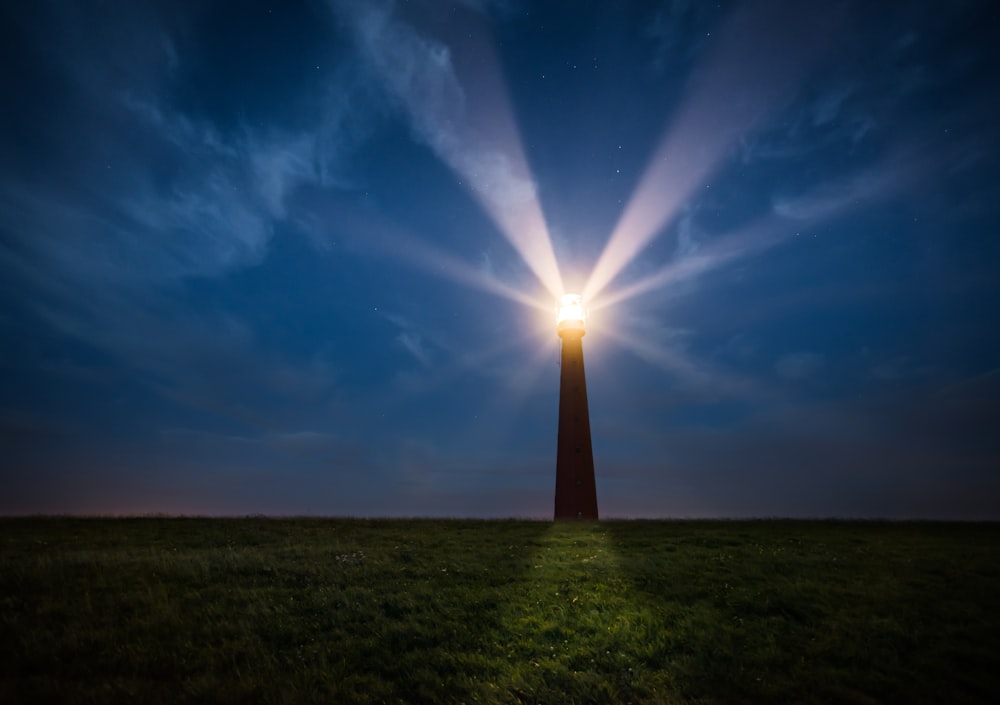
[314,195,552,314]
[338,1,564,299]
[438,9,564,300]
[583,0,840,304]
[385,232,552,314]
[590,160,903,313]
[589,217,789,313]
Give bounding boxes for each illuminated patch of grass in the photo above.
[0,518,997,704]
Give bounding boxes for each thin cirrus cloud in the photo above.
[0,115,332,429]
[0,1,375,306]
[384,313,436,368]
[331,0,564,300]
[0,5,378,436]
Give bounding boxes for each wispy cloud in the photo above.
[770,165,896,220]
[0,0,380,301]
[330,0,563,297]
[0,3,385,440]
[383,312,463,369]
[396,332,433,367]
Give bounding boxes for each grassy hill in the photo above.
[1,518,998,704]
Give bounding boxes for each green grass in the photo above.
[1,519,998,704]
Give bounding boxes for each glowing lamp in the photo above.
[556,294,586,335]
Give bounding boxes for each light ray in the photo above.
[337,1,564,298]
[442,11,565,299]
[314,196,552,313]
[590,159,901,313]
[589,217,789,312]
[600,322,763,401]
[383,232,552,313]
[583,0,840,303]
[596,323,709,385]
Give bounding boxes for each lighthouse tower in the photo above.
[554,294,599,520]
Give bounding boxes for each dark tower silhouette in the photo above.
[554,295,598,520]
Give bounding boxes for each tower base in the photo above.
[554,331,598,520]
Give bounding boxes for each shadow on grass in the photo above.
[603,519,1000,705]
[325,518,557,704]
[0,517,555,705]
[4,518,998,704]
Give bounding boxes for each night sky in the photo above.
[2,0,998,518]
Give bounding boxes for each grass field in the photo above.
[1,518,998,704]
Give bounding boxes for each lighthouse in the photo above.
[554,294,599,520]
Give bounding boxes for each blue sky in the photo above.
[1,0,998,517]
